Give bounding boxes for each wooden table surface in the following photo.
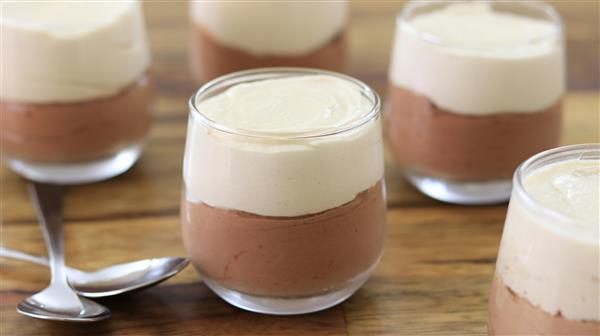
[1,2,599,335]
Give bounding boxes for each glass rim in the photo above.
[513,143,600,225]
[397,0,564,52]
[188,67,381,140]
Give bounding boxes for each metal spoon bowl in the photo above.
[69,257,189,297]
[18,295,110,322]
[1,247,189,298]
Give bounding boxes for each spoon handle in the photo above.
[0,246,80,277]
[29,183,68,287]
[0,246,50,267]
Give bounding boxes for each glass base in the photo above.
[5,143,143,184]
[201,262,378,315]
[405,171,512,205]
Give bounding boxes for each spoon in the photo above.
[1,247,189,298]
[17,183,110,322]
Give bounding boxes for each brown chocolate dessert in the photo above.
[1,73,153,163]
[488,277,600,335]
[181,181,385,297]
[387,86,562,181]
[190,24,347,83]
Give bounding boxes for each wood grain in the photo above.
[1,1,599,335]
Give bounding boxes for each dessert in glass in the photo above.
[189,2,347,83]
[0,1,153,184]
[181,68,385,314]
[387,1,564,204]
[489,143,599,335]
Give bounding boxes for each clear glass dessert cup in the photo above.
[387,0,565,204]
[0,1,153,184]
[181,68,386,315]
[488,144,600,335]
[188,2,348,83]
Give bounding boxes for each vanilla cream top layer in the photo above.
[190,2,347,56]
[525,159,600,226]
[199,76,370,134]
[497,158,600,321]
[389,2,564,115]
[184,75,383,217]
[1,1,151,103]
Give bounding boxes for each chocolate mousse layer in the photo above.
[488,277,600,335]
[1,72,153,163]
[387,86,562,181]
[190,24,347,83]
[181,181,385,297]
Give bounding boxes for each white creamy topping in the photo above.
[525,160,600,225]
[497,158,600,321]
[190,1,347,56]
[184,75,383,217]
[389,2,565,115]
[1,0,151,103]
[200,76,370,134]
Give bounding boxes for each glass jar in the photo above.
[189,2,348,83]
[0,1,153,184]
[181,68,386,314]
[387,1,564,204]
[489,143,599,334]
